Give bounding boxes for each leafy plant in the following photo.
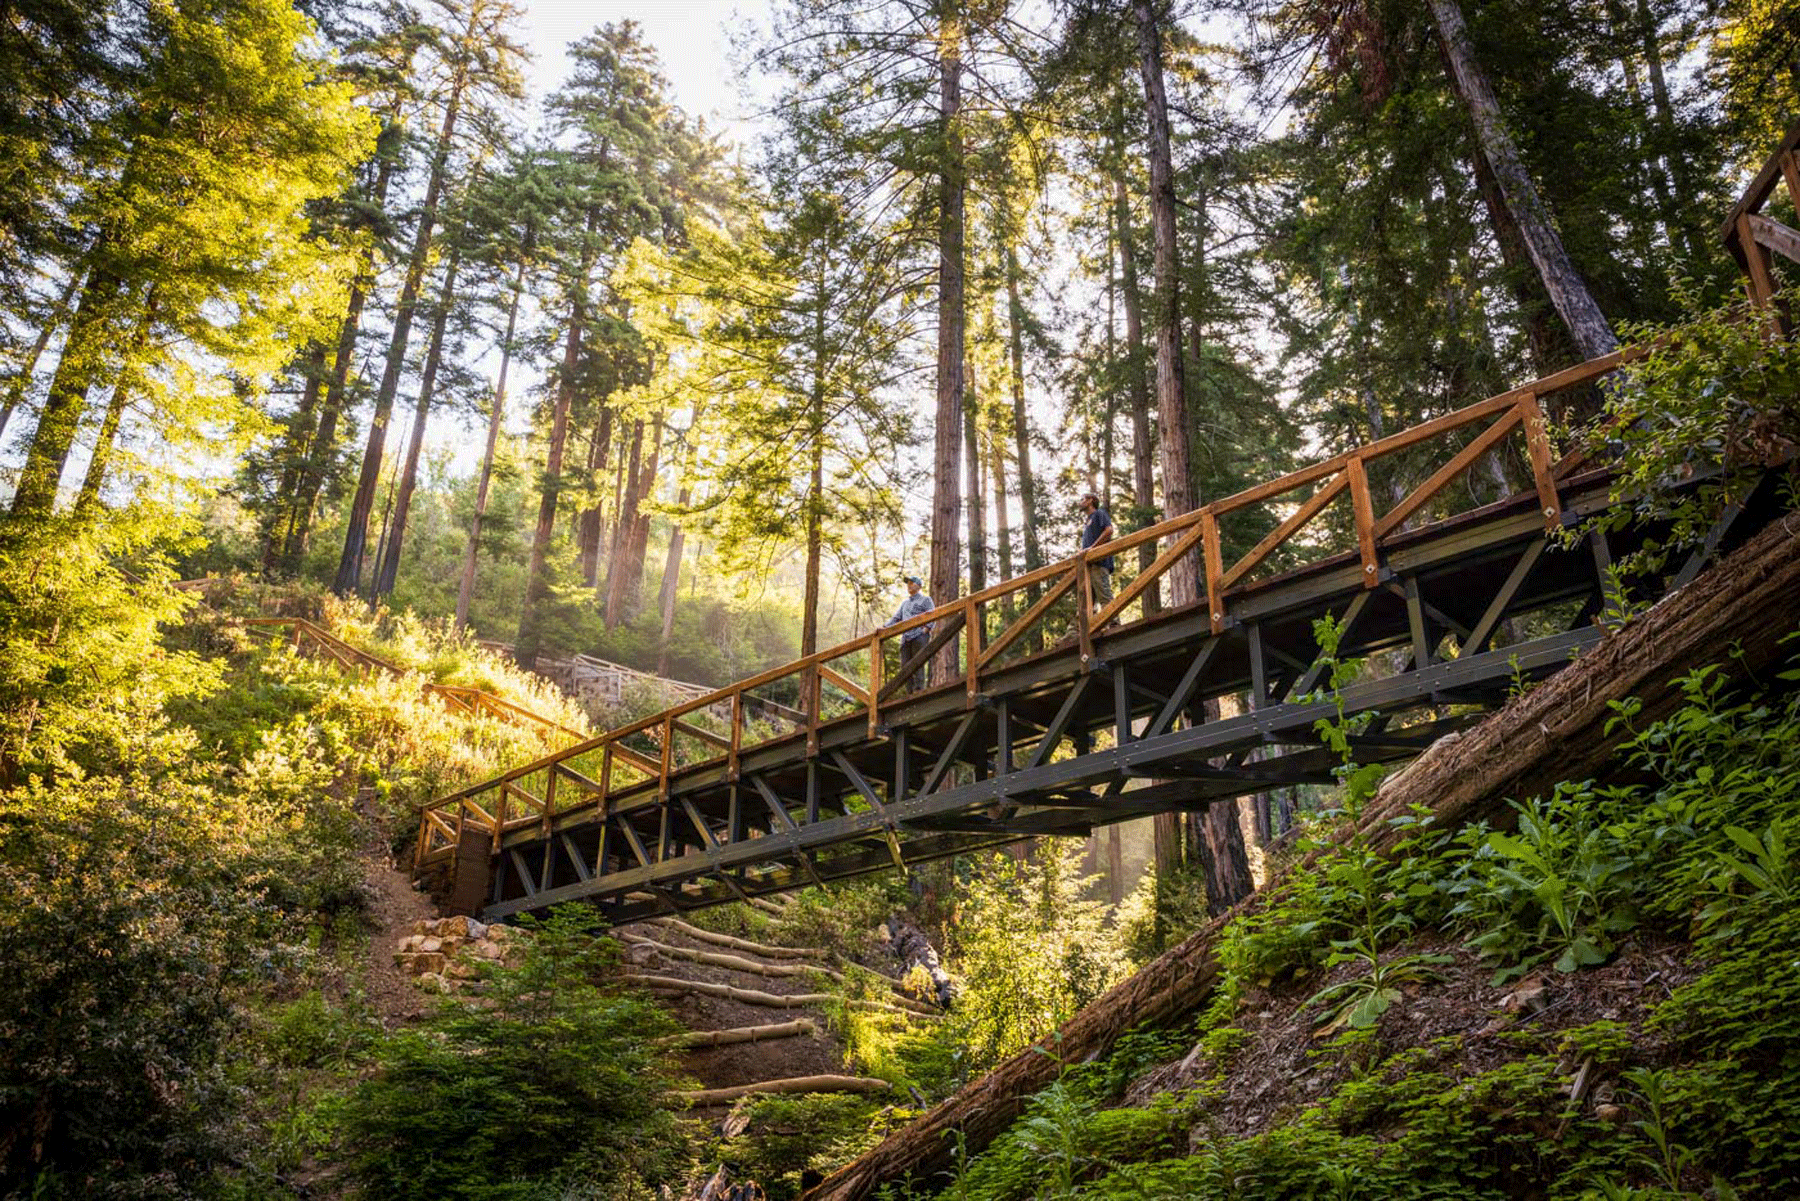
[1445,792,1644,982]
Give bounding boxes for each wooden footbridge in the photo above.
[413,127,1799,925]
[411,360,1776,923]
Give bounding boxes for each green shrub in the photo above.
[333,907,693,1199]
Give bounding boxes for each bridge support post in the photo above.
[445,826,492,917]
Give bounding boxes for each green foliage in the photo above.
[1576,285,1800,581]
[729,1093,888,1201]
[0,510,220,783]
[943,845,1124,1071]
[941,640,1800,1199]
[1445,792,1646,982]
[334,907,692,1200]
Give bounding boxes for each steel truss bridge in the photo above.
[407,332,1786,925]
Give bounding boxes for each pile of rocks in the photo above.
[394,915,525,992]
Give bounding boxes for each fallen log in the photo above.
[657,1018,820,1049]
[807,512,1800,1200]
[676,1074,893,1107]
[622,934,933,1012]
[644,917,829,961]
[626,974,939,1019]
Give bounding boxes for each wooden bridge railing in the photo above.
[411,345,1643,872]
[243,616,586,745]
[1723,120,1800,334]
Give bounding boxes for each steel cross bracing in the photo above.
[423,462,1775,925]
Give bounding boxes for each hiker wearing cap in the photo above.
[1078,493,1116,611]
[887,575,934,692]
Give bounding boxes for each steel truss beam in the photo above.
[474,470,1771,925]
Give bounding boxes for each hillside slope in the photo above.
[812,513,1800,1199]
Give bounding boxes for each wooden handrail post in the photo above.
[659,716,674,801]
[728,694,743,780]
[1202,510,1224,632]
[541,769,557,840]
[600,743,615,815]
[1518,393,1562,529]
[1076,563,1093,665]
[807,669,821,756]
[964,598,981,704]
[1346,455,1379,587]
[867,634,883,738]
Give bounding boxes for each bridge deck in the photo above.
[411,353,1774,924]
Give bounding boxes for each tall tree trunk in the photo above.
[374,240,463,597]
[990,425,1013,583]
[802,289,828,660]
[1114,169,1160,615]
[74,289,157,510]
[454,222,531,630]
[931,7,966,682]
[1132,0,1197,605]
[600,424,627,597]
[1427,0,1618,362]
[1123,21,1195,882]
[620,412,663,619]
[0,269,84,447]
[1004,249,1040,578]
[603,418,646,630]
[577,408,612,587]
[333,64,470,595]
[964,363,986,597]
[1467,150,1568,380]
[517,207,598,669]
[11,268,124,514]
[656,411,701,677]
[263,343,329,571]
[1631,0,1703,261]
[283,115,404,570]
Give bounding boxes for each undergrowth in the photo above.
[900,633,1800,1200]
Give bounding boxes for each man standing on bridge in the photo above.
[888,575,934,693]
[1079,492,1116,613]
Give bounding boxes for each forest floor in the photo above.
[354,788,439,1026]
[620,915,853,1098]
[1122,931,1698,1141]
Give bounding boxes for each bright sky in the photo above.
[513,0,768,139]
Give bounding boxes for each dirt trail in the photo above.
[355,789,439,1025]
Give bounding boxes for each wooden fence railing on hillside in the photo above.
[1723,121,1800,334]
[243,616,585,745]
[411,346,1645,874]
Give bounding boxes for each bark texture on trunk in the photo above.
[1004,249,1040,578]
[931,10,967,683]
[964,363,986,596]
[1115,172,1160,615]
[517,211,597,669]
[1132,0,1197,605]
[12,269,125,514]
[1427,0,1618,362]
[332,81,465,595]
[375,242,462,597]
[455,230,529,630]
[603,418,646,629]
[807,513,1800,1200]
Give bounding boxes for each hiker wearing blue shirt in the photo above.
[1079,492,1116,611]
[888,575,934,692]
